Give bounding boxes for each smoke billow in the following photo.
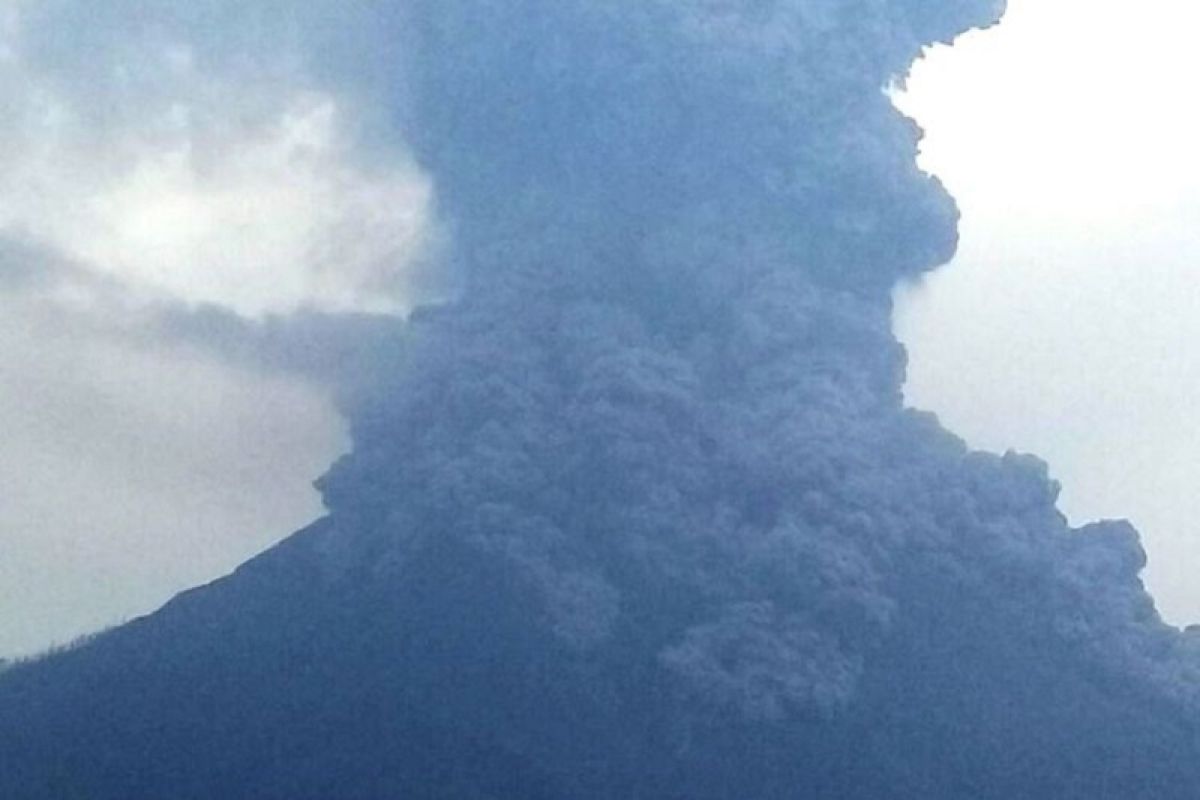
[314,0,1192,716]
[4,0,1200,796]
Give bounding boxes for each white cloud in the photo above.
[0,3,433,318]
[893,0,1200,234]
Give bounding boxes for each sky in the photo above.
[894,0,1200,625]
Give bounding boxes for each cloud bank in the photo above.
[0,0,433,317]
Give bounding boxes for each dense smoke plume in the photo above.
[4,0,1200,797]
[310,0,1193,715]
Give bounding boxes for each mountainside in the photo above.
[5,0,1200,797]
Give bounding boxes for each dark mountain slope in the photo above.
[3,496,1199,798]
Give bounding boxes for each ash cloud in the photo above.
[314,0,1188,718]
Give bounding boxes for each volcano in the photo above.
[4,1,1200,797]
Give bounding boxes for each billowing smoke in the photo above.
[3,0,1200,796]
[312,0,1195,717]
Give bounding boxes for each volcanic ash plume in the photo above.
[317,0,1180,718]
